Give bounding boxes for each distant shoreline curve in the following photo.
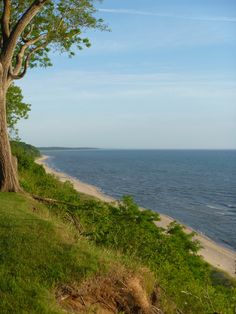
[36,155,236,279]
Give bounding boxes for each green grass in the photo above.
[0,193,124,314]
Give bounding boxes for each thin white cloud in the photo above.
[99,8,236,23]
[19,70,236,105]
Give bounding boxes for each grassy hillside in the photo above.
[0,193,158,314]
[0,142,235,313]
[0,192,98,313]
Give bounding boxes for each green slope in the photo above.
[0,193,111,313]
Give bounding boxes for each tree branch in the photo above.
[22,24,35,42]
[9,43,46,80]
[1,0,11,43]
[2,0,48,66]
[13,34,47,75]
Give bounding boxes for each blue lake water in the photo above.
[41,149,236,251]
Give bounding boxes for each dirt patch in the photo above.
[56,270,162,313]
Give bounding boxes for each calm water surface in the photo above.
[41,149,236,251]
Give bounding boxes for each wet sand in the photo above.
[36,155,236,278]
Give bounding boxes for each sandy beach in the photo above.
[36,155,236,279]
[36,155,115,203]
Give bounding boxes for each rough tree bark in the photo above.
[0,68,20,192]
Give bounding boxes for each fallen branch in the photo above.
[32,194,80,207]
[31,194,83,233]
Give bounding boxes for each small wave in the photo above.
[216,212,226,216]
[206,204,224,211]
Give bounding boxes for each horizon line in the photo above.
[38,147,236,151]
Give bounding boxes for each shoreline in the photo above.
[36,155,236,279]
[36,155,115,203]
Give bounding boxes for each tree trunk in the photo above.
[0,79,20,192]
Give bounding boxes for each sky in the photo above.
[18,0,236,149]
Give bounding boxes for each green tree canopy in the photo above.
[0,0,106,76]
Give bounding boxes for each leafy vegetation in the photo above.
[0,193,101,313]
[6,84,31,139]
[11,141,40,159]
[7,142,235,314]
[1,192,156,314]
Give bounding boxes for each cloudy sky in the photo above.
[18,0,236,149]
